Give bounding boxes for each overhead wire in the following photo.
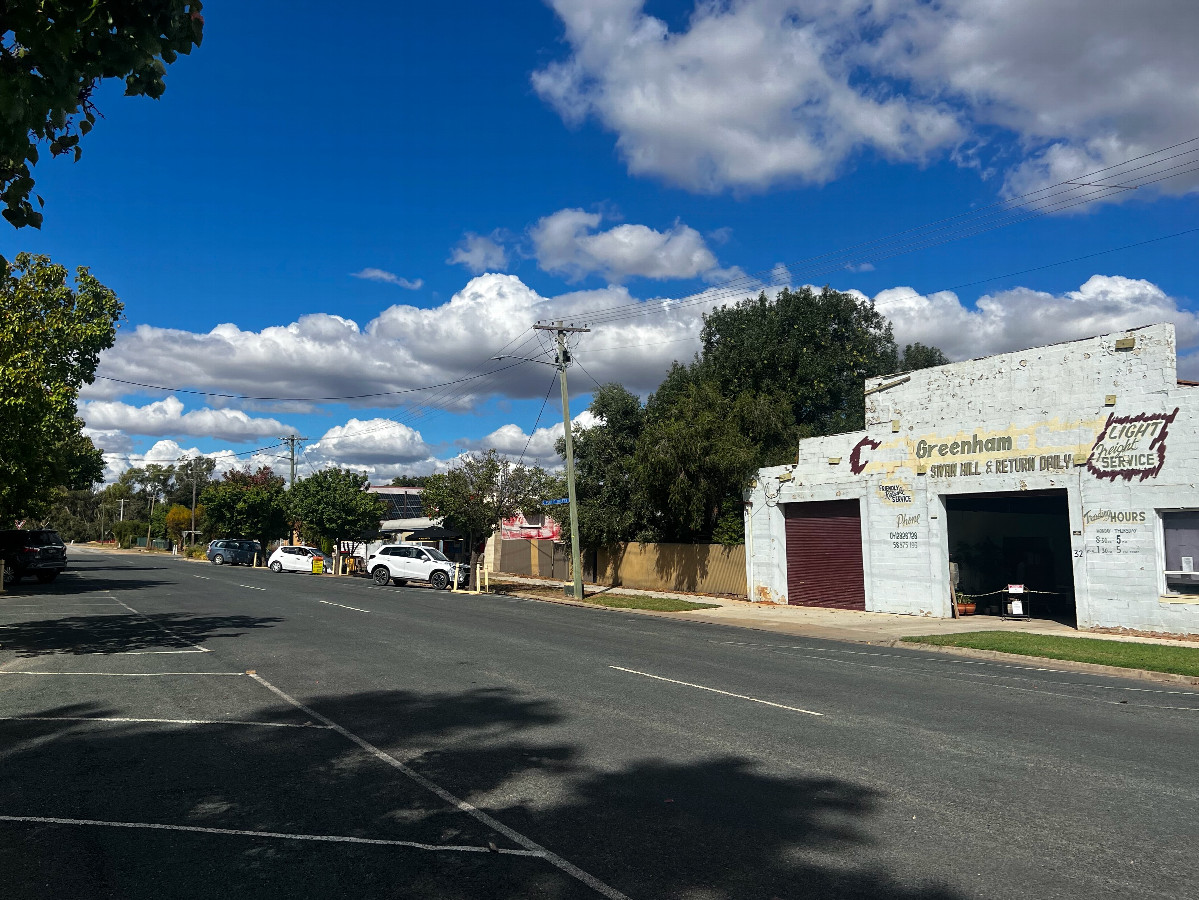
[95,136,1199,464]
[570,139,1199,327]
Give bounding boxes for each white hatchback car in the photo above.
[367,543,466,590]
[267,545,326,574]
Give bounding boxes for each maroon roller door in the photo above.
[783,500,866,609]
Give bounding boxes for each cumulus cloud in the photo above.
[876,274,1199,365]
[534,0,1199,198]
[530,208,725,281]
[79,396,293,441]
[352,268,423,290]
[448,232,509,273]
[307,418,433,468]
[84,274,732,413]
[457,410,599,470]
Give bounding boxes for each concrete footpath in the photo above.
[496,574,1199,686]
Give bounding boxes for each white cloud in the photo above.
[448,232,509,273]
[876,274,1199,364]
[535,0,1199,199]
[352,268,423,290]
[530,208,723,281]
[458,410,599,470]
[307,418,433,468]
[84,273,733,415]
[80,395,293,442]
[82,428,134,455]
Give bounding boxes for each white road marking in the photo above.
[248,672,631,900]
[0,671,246,677]
[237,584,267,592]
[609,665,824,717]
[0,815,543,856]
[0,716,330,729]
[192,575,210,580]
[109,597,211,653]
[318,600,369,612]
[709,639,1199,703]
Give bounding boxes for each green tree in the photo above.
[632,367,759,545]
[42,486,99,542]
[900,341,951,371]
[0,253,123,526]
[201,466,288,555]
[112,519,145,549]
[699,285,900,442]
[389,474,435,488]
[286,468,386,573]
[556,383,647,550]
[1,1,204,230]
[422,450,561,586]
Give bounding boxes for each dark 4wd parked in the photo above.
[206,539,262,566]
[0,529,67,585]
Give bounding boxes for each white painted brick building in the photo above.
[744,323,1199,635]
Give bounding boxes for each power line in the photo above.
[515,373,559,468]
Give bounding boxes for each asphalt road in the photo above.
[1,548,1196,900]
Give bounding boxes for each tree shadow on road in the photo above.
[0,612,282,656]
[0,684,968,900]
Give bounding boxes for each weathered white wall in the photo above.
[745,323,1199,634]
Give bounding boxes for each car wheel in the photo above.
[212,554,224,565]
[269,561,283,573]
[3,563,17,585]
[430,570,450,590]
[36,572,58,584]
[372,566,392,586]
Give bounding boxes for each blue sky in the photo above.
[6,0,1199,482]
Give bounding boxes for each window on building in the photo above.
[1161,511,1199,594]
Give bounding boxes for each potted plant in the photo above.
[955,594,977,616]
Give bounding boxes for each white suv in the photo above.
[367,544,465,590]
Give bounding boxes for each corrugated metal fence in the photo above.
[496,540,746,597]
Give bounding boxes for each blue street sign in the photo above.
[542,498,570,506]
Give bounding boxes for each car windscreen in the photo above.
[19,531,63,547]
[425,548,449,562]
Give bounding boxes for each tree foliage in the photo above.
[200,466,288,551]
[422,450,561,580]
[560,286,950,546]
[1,0,204,229]
[0,253,122,526]
[286,468,386,548]
[555,383,646,550]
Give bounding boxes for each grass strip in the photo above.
[902,631,1199,677]
[494,584,719,613]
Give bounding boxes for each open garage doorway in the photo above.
[945,490,1076,625]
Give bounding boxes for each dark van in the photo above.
[0,529,68,584]
[206,539,262,566]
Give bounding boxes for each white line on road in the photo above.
[709,640,1199,701]
[609,665,824,717]
[192,575,210,580]
[238,584,267,592]
[247,672,632,900]
[0,815,543,856]
[109,597,212,653]
[318,600,369,612]
[0,671,246,677]
[0,716,331,729]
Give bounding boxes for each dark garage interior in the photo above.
[945,490,1076,624]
